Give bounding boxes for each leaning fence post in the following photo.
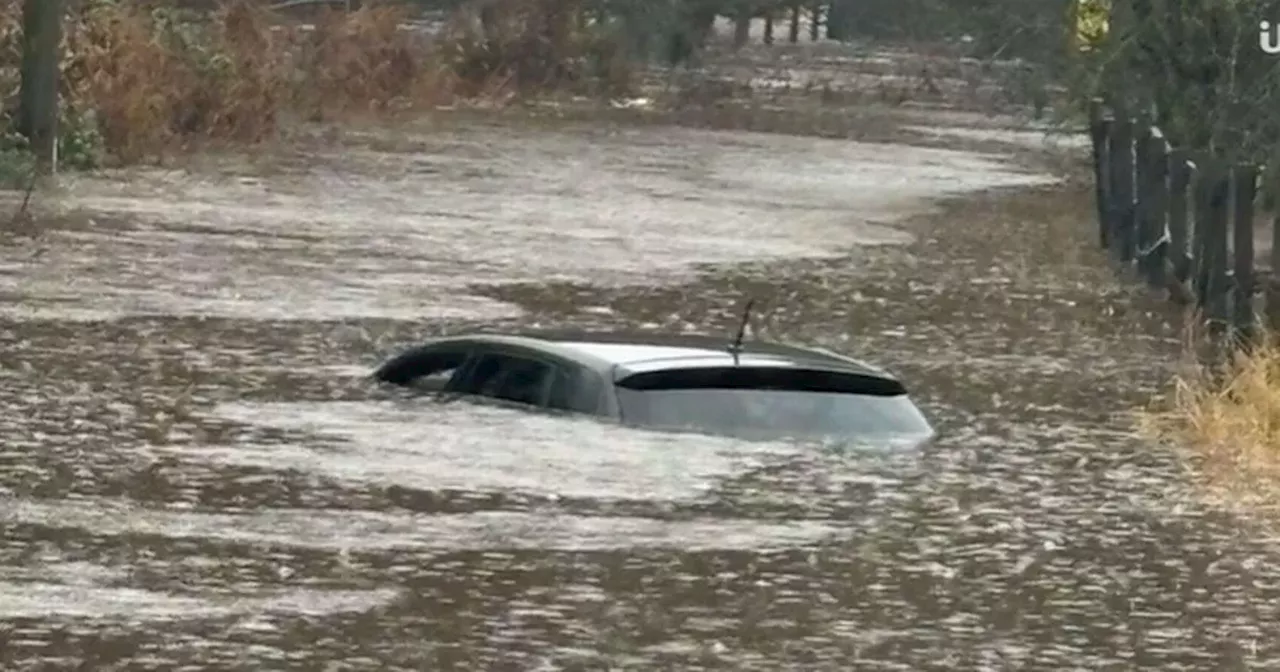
[1108,117,1136,263]
[1232,164,1259,341]
[1133,120,1151,278]
[1089,99,1111,249]
[1203,164,1232,326]
[1168,149,1192,284]
[1139,130,1169,289]
[1269,170,1280,332]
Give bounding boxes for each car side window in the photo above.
[453,353,557,408]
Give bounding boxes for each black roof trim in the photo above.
[616,366,907,396]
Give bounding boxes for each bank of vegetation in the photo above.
[0,0,1114,179]
[0,0,657,176]
[1084,0,1280,508]
[1139,332,1280,513]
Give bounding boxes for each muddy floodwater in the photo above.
[3,115,1280,670]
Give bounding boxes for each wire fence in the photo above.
[1089,98,1280,343]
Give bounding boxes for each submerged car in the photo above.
[372,330,934,445]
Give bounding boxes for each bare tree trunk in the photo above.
[691,6,718,52]
[479,0,499,54]
[19,0,61,173]
[733,12,751,49]
[667,1,718,66]
[543,0,571,81]
[788,2,800,43]
[826,0,844,40]
[764,11,774,44]
[809,1,820,41]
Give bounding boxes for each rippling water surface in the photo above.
[2,117,1277,670]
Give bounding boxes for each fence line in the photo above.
[1088,98,1280,342]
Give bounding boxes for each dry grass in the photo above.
[290,4,453,121]
[0,0,634,164]
[1138,322,1280,515]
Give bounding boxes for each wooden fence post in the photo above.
[18,0,61,173]
[1232,164,1259,341]
[1203,164,1232,325]
[1107,117,1136,262]
[1133,120,1152,275]
[1269,172,1280,332]
[1168,150,1192,283]
[1089,100,1111,249]
[1138,130,1169,289]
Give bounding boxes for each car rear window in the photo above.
[615,366,906,396]
[613,366,929,442]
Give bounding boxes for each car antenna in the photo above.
[728,298,754,364]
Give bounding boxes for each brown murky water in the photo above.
[2,114,1278,671]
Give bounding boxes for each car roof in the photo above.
[428,329,897,381]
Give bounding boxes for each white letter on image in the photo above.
[1261,20,1280,54]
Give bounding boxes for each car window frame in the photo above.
[374,342,474,389]
[446,345,593,412]
[546,362,607,414]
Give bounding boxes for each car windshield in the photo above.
[614,365,933,444]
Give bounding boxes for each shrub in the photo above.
[292,4,449,121]
[1139,328,1280,513]
[65,1,189,162]
[0,129,34,188]
[59,0,288,160]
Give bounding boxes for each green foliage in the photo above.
[0,104,105,178]
[1081,0,1280,162]
[58,106,104,170]
[0,128,35,190]
[149,6,216,60]
[0,0,107,176]
[820,0,1280,160]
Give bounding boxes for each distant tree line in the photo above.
[67,0,1073,64]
